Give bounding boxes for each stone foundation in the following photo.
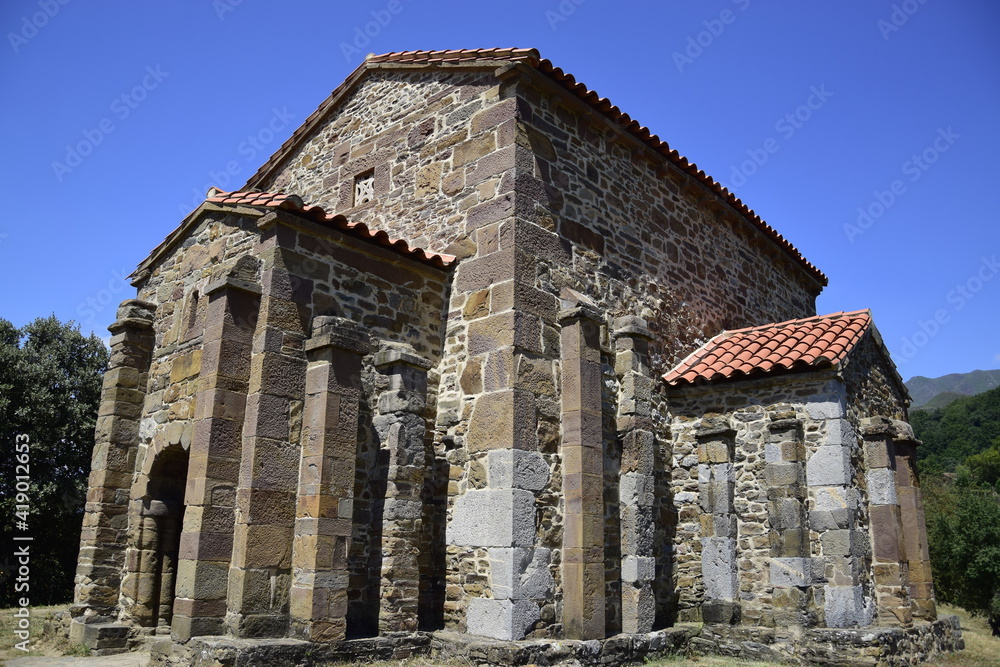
[148,617,962,666]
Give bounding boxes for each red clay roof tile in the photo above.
[205,188,455,269]
[243,48,826,286]
[663,310,872,387]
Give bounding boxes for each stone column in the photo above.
[74,299,156,617]
[228,222,310,638]
[697,418,739,625]
[373,344,432,633]
[614,316,655,634]
[861,417,913,627]
[893,423,936,620]
[289,316,369,642]
[172,270,259,641]
[559,304,605,640]
[765,417,811,627]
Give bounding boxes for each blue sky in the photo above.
[1,0,997,381]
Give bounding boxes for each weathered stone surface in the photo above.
[487,449,549,491]
[806,446,851,487]
[489,547,553,600]
[446,488,535,547]
[466,598,540,641]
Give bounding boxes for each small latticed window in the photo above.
[354,170,374,206]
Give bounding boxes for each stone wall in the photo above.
[666,371,878,629]
[94,204,452,640]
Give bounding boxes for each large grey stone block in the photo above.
[447,488,535,547]
[824,585,874,628]
[489,547,553,600]
[466,598,540,640]
[620,472,654,507]
[805,386,847,420]
[812,485,857,511]
[487,449,549,491]
[806,446,851,487]
[825,418,856,446]
[701,537,737,599]
[770,557,811,587]
[383,498,421,520]
[866,468,898,505]
[622,555,655,583]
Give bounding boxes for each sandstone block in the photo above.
[487,449,549,491]
[446,488,535,547]
[806,446,851,487]
[867,468,898,505]
[466,597,539,641]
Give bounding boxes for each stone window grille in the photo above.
[354,170,375,206]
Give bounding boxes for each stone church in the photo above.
[71,49,962,665]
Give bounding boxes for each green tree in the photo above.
[0,316,109,606]
[924,466,1000,635]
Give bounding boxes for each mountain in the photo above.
[905,369,1000,410]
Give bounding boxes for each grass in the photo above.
[0,602,91,661]
[929,604,999,667]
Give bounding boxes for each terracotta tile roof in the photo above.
[663,310,872,387]
[204,188,455,269]
[243,48,826,286]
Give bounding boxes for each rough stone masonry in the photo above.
[69,49,962,666]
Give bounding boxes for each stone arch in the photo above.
[122,443,188,631]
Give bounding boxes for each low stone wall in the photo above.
[149,617,961,666]
[693,616,963,666]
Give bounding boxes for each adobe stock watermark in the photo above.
[177,107,295,215]
[897,254,998,364]
[212,0,243,21]
[339,0,407,63]
[721,84,833,191]
[843,126,959,244]
[877,0,930,41]
[7,0,71,54]
[11,433,33,652]
[672,0,751,73]
[545,0,587,31]
[51,66,170,183]
[76,266,134,326]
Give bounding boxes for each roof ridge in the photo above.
[243,48,827,285]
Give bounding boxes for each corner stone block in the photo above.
[825,418,857,446]
[806,446,851,487]
[467,389,537,453]
[621,555,655,583]
[867,468,898,505]
[489,547,553,599]
[701,537,737,600]
[446,488,535,547]
[466,598,540,640]
[824,585,872,628]
[770,557,812,587]
[804,393,847,420]
[487,449,549,491]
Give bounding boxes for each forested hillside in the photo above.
[911,385,1000,473]
[912,385,1000,634]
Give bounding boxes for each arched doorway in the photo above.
[131,444,188,631]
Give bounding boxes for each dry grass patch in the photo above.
[0,603,89,661]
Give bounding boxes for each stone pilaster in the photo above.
[559,304,605,640]
[861,417,913,627]
[613,316,655,634]
[697,418,739,625]
[172,270,260,641]
[289,316,369,642]
[74,299,155,617]
[892,422,936,621]
[765,417,811,627]
[228,219,310,638]
[373,344,432,634]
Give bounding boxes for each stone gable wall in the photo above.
[259,68,518,256]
